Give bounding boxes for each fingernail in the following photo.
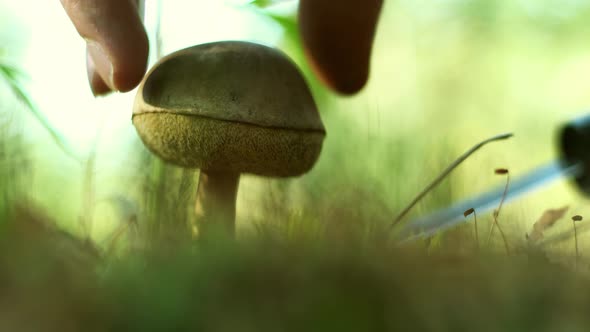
[87,53,113,97]
[89,70,113,97]
[86,40,116,91]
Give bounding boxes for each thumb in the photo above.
[61,0,149,95]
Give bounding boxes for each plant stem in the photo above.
[495,217,510,255]
[574,220,579,270]
[487,173,510,245]
[194,170,240,241]
[80,151,96,239]
[473,210,479,251]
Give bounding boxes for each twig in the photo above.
[572,215,583,270]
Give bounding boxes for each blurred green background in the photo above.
[1,0,590,250]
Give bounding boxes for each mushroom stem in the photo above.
[193,170,240,241]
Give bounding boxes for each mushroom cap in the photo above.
[133,41,326,177]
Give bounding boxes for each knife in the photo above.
[396,113,590,243]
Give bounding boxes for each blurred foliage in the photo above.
[0,114,29,221]
[247,0,294,8]
[139,155,196,248]
[0,60,78,161]
[2,204,590,331]
[0,55,30,221]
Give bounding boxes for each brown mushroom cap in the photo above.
[133,41,326,177]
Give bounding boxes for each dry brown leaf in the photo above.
[527,206,569,243]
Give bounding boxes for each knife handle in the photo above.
[560,113,590,195]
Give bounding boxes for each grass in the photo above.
[1,122,589,330]
[2,201,590,332]
[0,89,30,221]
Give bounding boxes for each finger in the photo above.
[60,0,149,93]
[299,0,383,95]
[86,50,111,96]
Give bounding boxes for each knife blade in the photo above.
[396,160,582,243]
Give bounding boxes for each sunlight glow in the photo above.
[0,0,283,153]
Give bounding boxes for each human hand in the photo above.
[60,0,383,96]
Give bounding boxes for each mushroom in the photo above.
[132,41,326,240]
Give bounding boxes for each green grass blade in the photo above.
[247,0,293,8]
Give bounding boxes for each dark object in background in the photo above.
[560,113,590,196]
